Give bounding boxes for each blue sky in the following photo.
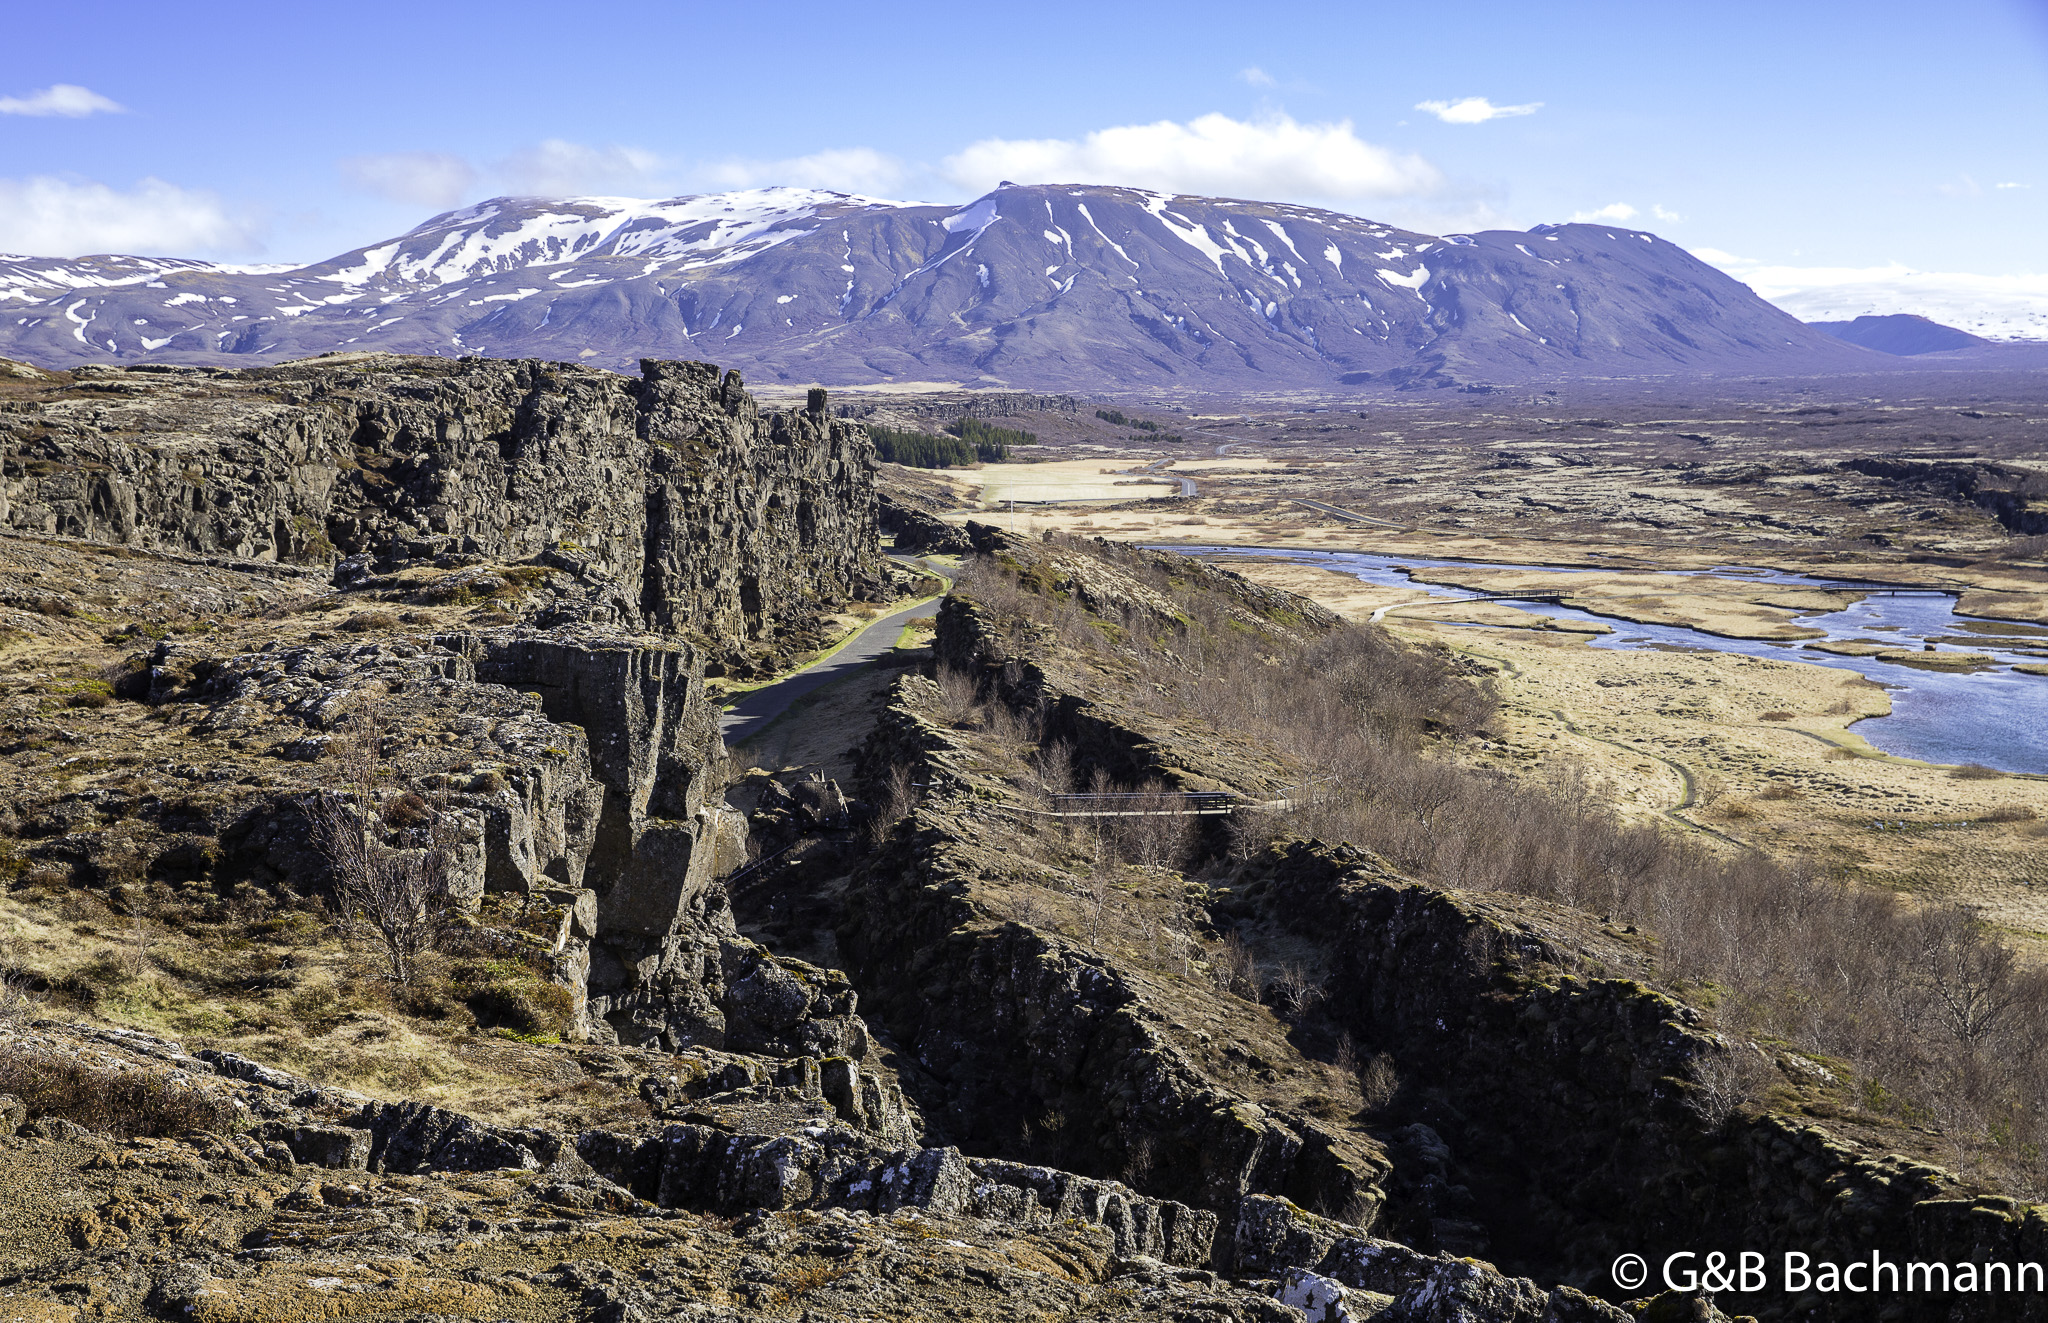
[3,0,2044,322]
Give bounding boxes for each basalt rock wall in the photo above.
[1234,840,2048,1321]
[841,676,1390,1235]
[0,355,886,655]
[1840,456,2048,537]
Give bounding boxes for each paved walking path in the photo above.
[718,559,945,747]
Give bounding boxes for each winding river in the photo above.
[1170,546,2048,775]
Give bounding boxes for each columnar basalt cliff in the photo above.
[0,354,885,663]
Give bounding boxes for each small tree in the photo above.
[307,696,454,986]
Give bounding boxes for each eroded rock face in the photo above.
[838,675,1391,1230]
[3,354,893,1066]
[0,355,887,662]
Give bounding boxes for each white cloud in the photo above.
[338,151,478,208]
[1698,252,2048,342]
[1568,202,1638,223]
[1996,181,2028,190]
[0,84,124,117]
[702,147,910,197]
[942,112,1441,202]
[1414,97,1541,124]
[1652,204,1683,222]
[495,139,662,195]
[0,176,259,257]
[1239,66,1276,87]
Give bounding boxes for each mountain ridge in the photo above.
[0,183,1878,390]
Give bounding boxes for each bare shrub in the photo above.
[1269,962,1324,1017]
[0,931,39,1024]
[121,913,155,977]
[933,665,982,727]
[1079,868,1116,952]
[1333,1034,1361,1077]
[1757,782,1803,801]
[1983,805,2037,823]
[1122,1132,1157,1187]
[1692,1045,1770,1129]
[308,697,457,986]
[1760,710,1794,722]
[1031,740,1075,797]
[1009,886,1047,929]
[1358,1052,1400,1113]
[1113,785,1197,872]
[1950,763,2004,780]
[866,763,920,846]
[1209,931,1258,999]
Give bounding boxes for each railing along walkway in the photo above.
[999,781,1329,819]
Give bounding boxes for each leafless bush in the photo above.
[1110,784,1198,872]
[1983,805,2037,823]
[866,763,921,846]
[0,932,39,1024]
[934,664,983,727]
[1122,1132,1157,1187]
[1692,1045,1771,1129]
[1079,868,1116,952]
[1210,931,1258,999]
[1358,1052,1400,1113]
[1032,740,1075,797]
[307,697,457,986]
[1009,886,1047,929]
[121,913,155,978]
[1269,961,1325,1017]
[1950,763,2004,780]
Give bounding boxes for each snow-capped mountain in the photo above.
[0,184,1881,389]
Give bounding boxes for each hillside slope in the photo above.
[0,184,1875,390]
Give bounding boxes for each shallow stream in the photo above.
[1172,545,2048,775]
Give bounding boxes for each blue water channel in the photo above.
[1168,546,2048,775]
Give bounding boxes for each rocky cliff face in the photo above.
[0,354,886,667]
[0,352,893,1060]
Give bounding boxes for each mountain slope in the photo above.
[1809,312,1993,355]
[0,184,1874,390]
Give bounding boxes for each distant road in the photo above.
[1111,456,1197,497]
[718,557,944,747]
[1292,497,1406,530]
